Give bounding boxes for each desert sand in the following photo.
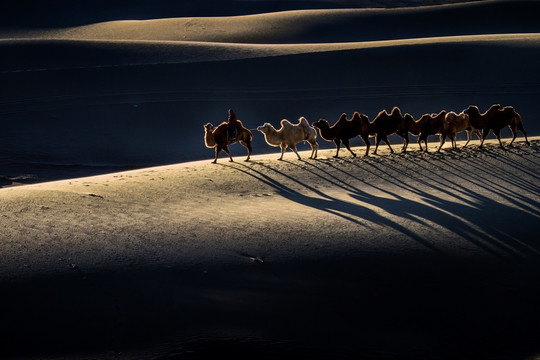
[1,0,540,359]
[1,137,540,359]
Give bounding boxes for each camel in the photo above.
[257,117,318,160]
[313,112,367,157]
[204,120,253,163]
[463,104,500,148]
[465,104,530,148]
[395,113,422,152]
[368,106,405,155]
[418,110,448,152]
[443,111,482,149]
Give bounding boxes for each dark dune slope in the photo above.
[1,38,539,167]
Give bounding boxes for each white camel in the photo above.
[257,117,318,160]
[444,111,481,149]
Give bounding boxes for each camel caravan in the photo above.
[204,104,530,162]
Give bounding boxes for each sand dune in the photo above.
[0,0,499,28]
[3,1,540,43]
[1,137,539,359]
[0,33,538,76]
[2,33,540,72]
[1,1,540,359]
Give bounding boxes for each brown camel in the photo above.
[313,112,367,157]
[204,120,253,163]
[463,104,500,148]
[465,104,529,148]
[395,113,422,152]
[368,106,406,155]
[418,110,448,152]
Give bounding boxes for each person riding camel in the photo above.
[227,108,238,142]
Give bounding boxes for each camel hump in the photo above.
[281,119,293,128]
[216,121,228,131]
[298,117,310,128]
[391,106,402,116]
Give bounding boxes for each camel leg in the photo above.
[246,141,252,161]
[464,130,471,147]
[290,144,301,160]
[373,135,381,155]
[437,134,445,152]
[382,135,394,154]
[360,135,370,157]
[494,129,504,148]
[474,129,482,142]
[479,129,489,148]
[514,115,530,146]
[279,144,287,160]
[343,138,356,157]
[213,146,221,163]
[240,140,252,161]
[447,133,455,149]
[223,145,234,161]
[419,135,428,152]
[508,124,517,146]
[519,124,530,146]
[333,139,341,158]
[310,140,318,159]
[401,134,409,152]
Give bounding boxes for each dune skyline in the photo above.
[1,0,540,171]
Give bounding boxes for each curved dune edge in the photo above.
[5,32,540,48]
[3,1,539,43]
[2,33,540,71]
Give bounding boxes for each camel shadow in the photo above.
[347,156,540,260]
[222,151,540,262]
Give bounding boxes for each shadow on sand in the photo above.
[222,143,540,263]
[207,145,540,359]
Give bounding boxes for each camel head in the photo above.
[204,123,214,132]
[312,119,329,129]
[464,105,480,117]
[396,113,413,136]
[257,123,273,133]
